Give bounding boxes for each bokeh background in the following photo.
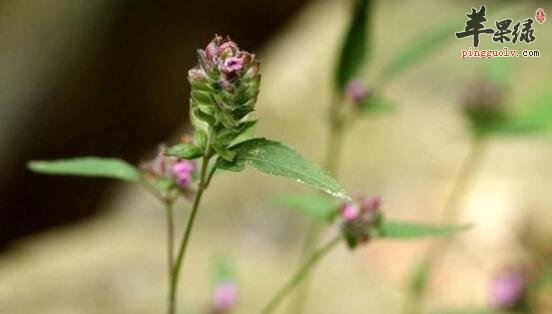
[1,0,551,313]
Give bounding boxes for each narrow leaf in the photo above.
[378,221,470,239]
[335,0,372,92]
[380,21,457,82]
[274,194,339,222]
[216,138,350,200]
[28,157,139,182]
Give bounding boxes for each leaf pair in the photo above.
[27,138,350,201]
[276,193,470,240]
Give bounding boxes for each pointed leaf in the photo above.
[335,0,372,92]
[28,157,139,182]
[378,221,470,239]
[216,138,350,200]
[274,194,339,222]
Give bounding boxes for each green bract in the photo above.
[186,35,261,160]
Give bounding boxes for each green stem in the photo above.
[289,96,345,314]
[168,154,212,314]
[404,138,487,314]
[165,200,175,314]
[261,235,342,314]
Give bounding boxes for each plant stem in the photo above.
[403,138,487,314]
[289,96,344,314]
[262,235,342,314]
[165,200,175,314]
[168,154,212,314]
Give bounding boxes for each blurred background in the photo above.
[1,0,551,313]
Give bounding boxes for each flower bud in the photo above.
[489,268,529,311]
[460,80,506,134]
[188,35,261,160]
[345,79,369,104]
[141,145,196,190]
[340,195,383,249]
[210,281,238,314]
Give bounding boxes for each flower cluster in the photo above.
[340,195,383,248]
[141,145,195,190]
[209,281,238,314]
[460,80,506,134]
[186,35,261,161]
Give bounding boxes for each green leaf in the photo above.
[360,95,396,114]
[274,194,339,222]
[230,120,258,146]
[335,0,372,92]
[380,21,457,83]
[216,138,350,200]
[378,221,470,239]
[28,157,139,182]
[492,91,552,135]
[166,142,204,159]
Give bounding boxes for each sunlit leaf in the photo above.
[274,194,339,222]
[378,221,470,239]
[28,157,139,182]
[216,138,350,200]
[335,0,372,92]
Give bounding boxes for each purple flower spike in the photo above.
[489,269,528,310]
[221,57,244,75]
[212,281,238,313]
[345,79,368,103]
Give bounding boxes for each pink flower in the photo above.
[341,203,359,221]
[489,269,528,310]
[345,80,368,103]
[212,282,238,312]
[221,57,244,75]
[172,160,195,188]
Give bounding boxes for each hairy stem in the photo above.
[404,138,487,314]
[168,154,212,314]
[262,235,342,314]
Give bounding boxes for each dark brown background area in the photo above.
[0,0,309,248]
